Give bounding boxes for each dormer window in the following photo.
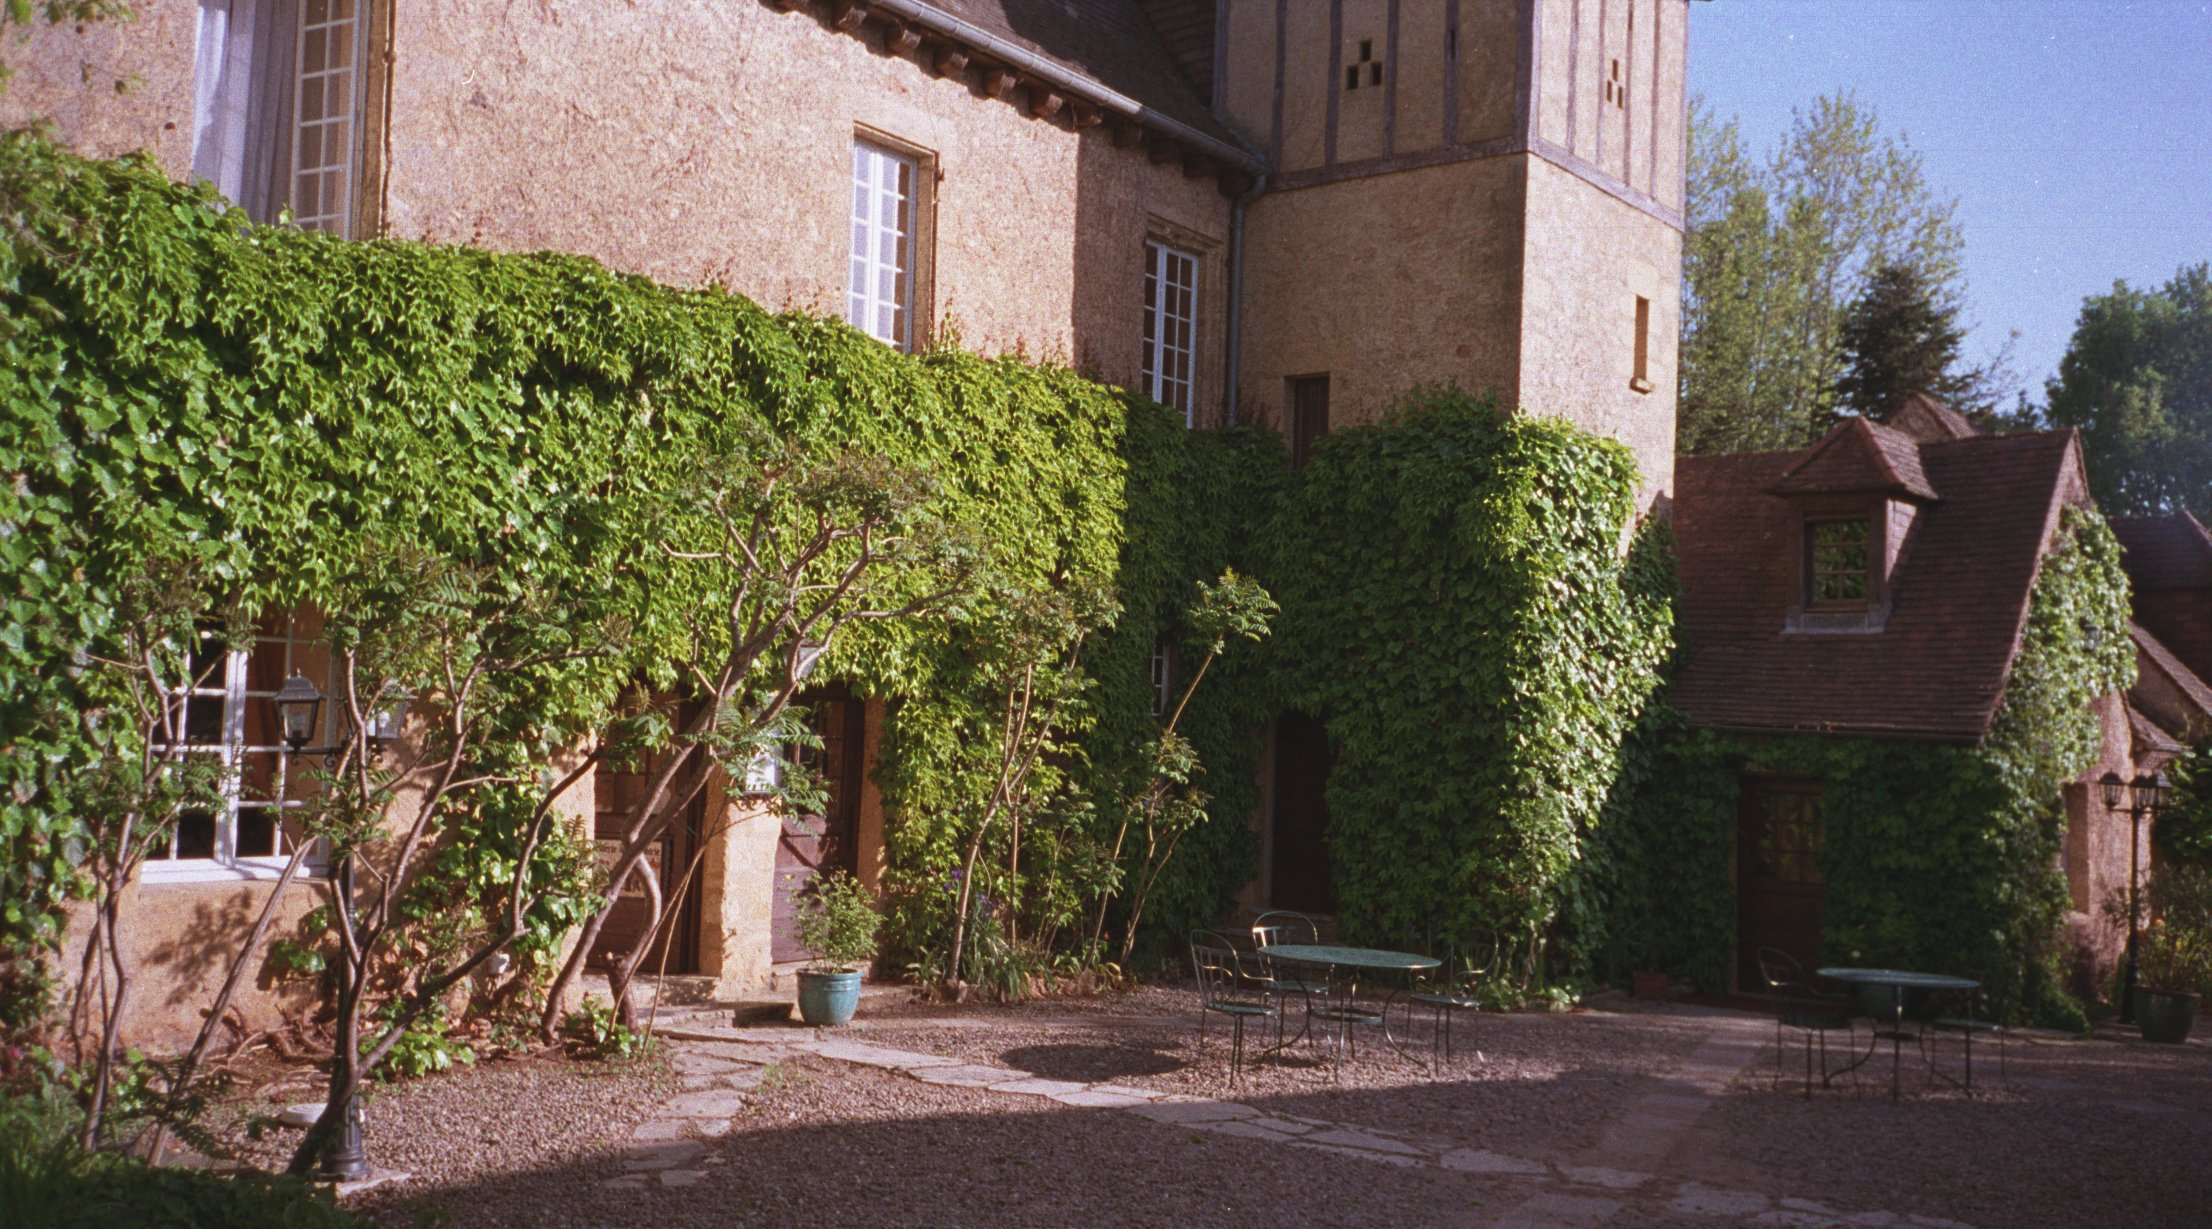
[1807,518,1872,608]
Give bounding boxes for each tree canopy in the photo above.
[2045,263,2212,518]
[1680,93,1968,453]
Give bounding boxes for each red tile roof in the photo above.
[1885,392,1981,443]
[1767,417,1939,502]
[1671,428,2085,741]
[2113,512,2212,590]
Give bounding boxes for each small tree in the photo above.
[538,443,973,1037]
[280,547,625,1177]
[1092,570,1276,966]
[62,558,226,1151]
[932,577,1115,994]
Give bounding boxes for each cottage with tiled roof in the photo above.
[1668,404,2207,1001]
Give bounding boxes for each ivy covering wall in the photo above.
[1259,391,1677,951]
[1592,506,2137,1025]
[0,135,1276,1015]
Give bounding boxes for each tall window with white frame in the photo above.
[144,609,332,882]
[191,0,374,237]
[1142,239,1199,425]
[849,139,919,350]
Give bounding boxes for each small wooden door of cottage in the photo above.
[589,750,704,974]
[1736,780,1826,991]
[771,692,867,963]
[1269,712,1338,913]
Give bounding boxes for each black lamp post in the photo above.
[2100,770,2169,1025]
[270,672,406,1183]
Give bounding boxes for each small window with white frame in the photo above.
[191,0,374,237]
[143,609,333,883]
[1142,239,1199,425]
[849,138,920,350]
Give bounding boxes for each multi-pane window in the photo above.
[145,610,332,882]
[1747,786,1823,886]
[849,140,918,350]
[288,0,367,234]
[1807,518,1871,606]
[190,0,373,237]
[1141,239,1198,425]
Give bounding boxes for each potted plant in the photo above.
[794,871,879,1026]
[2133,864,2212,1044]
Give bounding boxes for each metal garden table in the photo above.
[1253,944,1441,1067]
[1816,967,1979,1100]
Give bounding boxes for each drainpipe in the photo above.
[1223,172,1267,428]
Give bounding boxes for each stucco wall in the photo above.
[1237,155,1526,434]
[0,3,199,173]
[1518,155,1678,502]
[382,2,1234,423]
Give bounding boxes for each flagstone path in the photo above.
[603,1011,1978,1228]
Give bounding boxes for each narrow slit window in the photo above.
[1141,239,1199,425]
[849,140,918,350]
[1631,295,1653,393]
[1150,640,1173,718]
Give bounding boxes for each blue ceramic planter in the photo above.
[796,969,863,1026]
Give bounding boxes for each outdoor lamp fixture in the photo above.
[794,638,828,681]
[2102,770,2170,1025]
[363,688,412,750]
[273,674,325,751]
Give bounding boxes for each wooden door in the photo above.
[771,692,867,963]
[589,752,704,974]
[1737,780,1826,991]
[1269,712,1337,913]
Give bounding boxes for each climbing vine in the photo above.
[1257,390,1676,952]
[1590,505,2136,1026]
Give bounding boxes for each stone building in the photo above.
[4,0,1688,1042]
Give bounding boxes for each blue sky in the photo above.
[1688,0,2212,402]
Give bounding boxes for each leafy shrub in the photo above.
[0,1090,366,1229]
[2139,864,2212,996]
[796,872,880,972]
[562,994,650,1060]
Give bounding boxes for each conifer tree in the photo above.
[1835,260,1969,419]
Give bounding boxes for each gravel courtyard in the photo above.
[214,989,2210,1228]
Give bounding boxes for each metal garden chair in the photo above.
[1408,931,1499,1068]
[1927,981,2007,1093]
[1756,947,1858,1098]
[1190,930,1277,1086]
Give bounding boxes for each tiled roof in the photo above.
[2113,512,2212,590]
[2132,621,2212,727]
[917,0,1240,148]
[1672,429,2083,741]
[1885,392,1981,443]
[1767,417,1939,502]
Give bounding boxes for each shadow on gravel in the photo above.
[995,1041,1184,1081]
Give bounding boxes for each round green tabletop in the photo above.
[1816,967,1978,991]
[1257,944,1440,973]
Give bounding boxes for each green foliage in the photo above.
[1836,261,1975,420]
[2137,864,2212,996]
[796,871,880,971]
[1259,390,1674,952]
[2157,739,2212,865]
[560,994,649,1060]
[0,1087,365,1229]
[2044,262,2212,518]
[1595,506,2133,1026]
[369,1004,476,1081]
[1682,93,1974,452]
